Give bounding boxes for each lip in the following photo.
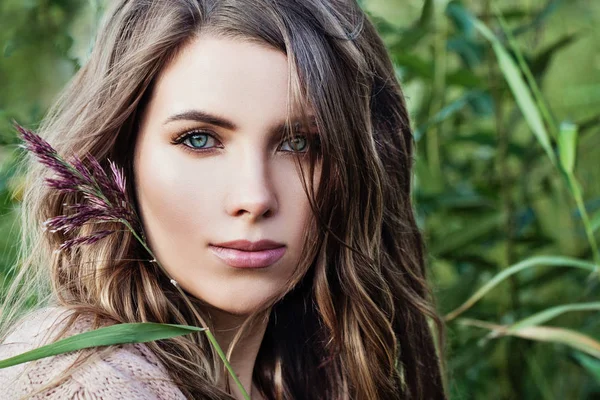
[209,240,286,268]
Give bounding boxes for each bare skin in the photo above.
[209,309,268,399]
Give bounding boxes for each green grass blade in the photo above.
[445,256,598,321]
[507,326,600,359]
[0,322,205,369]
[508,302,600,331]
[494,4,560,138]
[472,17,557,166]
[460,319,600,359]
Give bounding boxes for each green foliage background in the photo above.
[1,0,599,398]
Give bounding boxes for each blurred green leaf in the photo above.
[526,354,555,400]
[392,52,483,88]
[558,122,578,174]
[530,33,579,76]
[573,352,600,383]
[446,68,483,88]
[592,211,600,233]
[472,13,557,166]
[431,213,503,256]
[415,91,477,140]
[579,114,600,134]
[388,0,433,51]
[511,0,562,37]
[3,39,17,58]
[466,90,494,115]
[446,1,476,38]
[447,35,486,68]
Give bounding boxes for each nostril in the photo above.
[231,203,274,220]
[224,174,278,220]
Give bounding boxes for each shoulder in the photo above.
[0,306,186,399]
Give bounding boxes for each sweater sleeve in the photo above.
[0,307,187,400]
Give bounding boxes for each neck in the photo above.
[209,308,269,400]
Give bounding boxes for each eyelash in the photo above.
[171,129,319,155]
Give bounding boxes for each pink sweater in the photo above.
[0,307,187,399]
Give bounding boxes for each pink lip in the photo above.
[209,240,286,268]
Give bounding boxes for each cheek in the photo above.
[133,144,224,250]
[272,159,313,220]
[271,159,317,260]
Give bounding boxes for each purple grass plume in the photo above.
[15,122,140,251]
[14,124,249,397]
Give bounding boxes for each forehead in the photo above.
[143,33,311,129]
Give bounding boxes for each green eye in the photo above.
[280,136,308,152]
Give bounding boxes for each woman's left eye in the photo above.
[279,136,308,152]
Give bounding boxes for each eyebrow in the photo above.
[164,110,238,130]
[163,109,317,134]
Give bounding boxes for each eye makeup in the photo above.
[170,129,224,155]
[170,127,320,155]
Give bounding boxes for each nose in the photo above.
[224,150,278,222]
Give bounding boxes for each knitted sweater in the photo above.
[0,307,187,399]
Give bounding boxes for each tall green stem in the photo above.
[565,176,600,266]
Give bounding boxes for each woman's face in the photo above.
[133,34,318,316]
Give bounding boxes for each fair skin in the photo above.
[133,33,318,398]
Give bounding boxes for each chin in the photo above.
[217,304,261,316]
[198,292,276,317]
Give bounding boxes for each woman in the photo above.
[0,0,446,398]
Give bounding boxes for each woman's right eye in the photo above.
[174,130,221,152]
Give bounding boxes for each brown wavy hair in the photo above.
[1,0,446,398]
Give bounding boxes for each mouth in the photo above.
[209,239,286,269]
